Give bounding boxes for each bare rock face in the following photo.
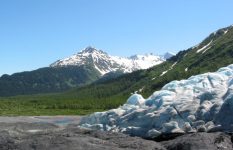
[161,132,233,150]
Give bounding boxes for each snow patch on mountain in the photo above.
[160,71,168,77]
[196,40,213,53]
[151,77,156,80]
[159,62,177,76]
[111,54,165,72]
[79,64,233,138]
[51,47,172,75]
[202,46,212,54]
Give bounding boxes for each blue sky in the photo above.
[0,0,233,75]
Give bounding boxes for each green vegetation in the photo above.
[0,25,233,116]
[0,93,128,115]
[0,65,101,96]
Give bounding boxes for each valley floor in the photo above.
[0,116,232,150]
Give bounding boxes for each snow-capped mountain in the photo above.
[50,47,173,75]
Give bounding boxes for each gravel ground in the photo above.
[0,116,82,126]
[0,116,232,150]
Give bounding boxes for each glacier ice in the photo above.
[79,64,233,138]
[126,94,145,105]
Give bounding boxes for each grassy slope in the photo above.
[0,25,233,116]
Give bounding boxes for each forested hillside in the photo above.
[0,65,101,96]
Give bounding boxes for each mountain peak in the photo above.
[51,47,167,75]
[81,46,104,54]
[163,52,175,60]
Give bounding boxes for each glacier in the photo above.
[79,64,233,138]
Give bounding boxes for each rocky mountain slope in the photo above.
[51,46,172,75]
